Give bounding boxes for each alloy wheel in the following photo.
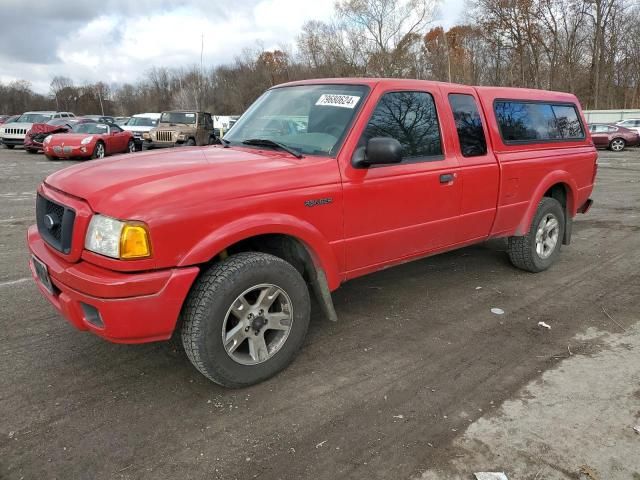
[221,284,293,365]
[535,213,559,259]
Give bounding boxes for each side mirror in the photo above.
[352,137,402,168]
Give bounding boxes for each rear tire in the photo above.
[507,197,565,273]
[181,252,310,388]
[609,138,626,151]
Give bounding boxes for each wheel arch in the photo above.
[178,215,342,320]
[515,171,577,244]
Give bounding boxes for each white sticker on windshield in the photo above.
[315,94,361,109]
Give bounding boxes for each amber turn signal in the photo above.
[120,224,151,259]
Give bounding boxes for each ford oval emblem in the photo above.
[44,214,60,230]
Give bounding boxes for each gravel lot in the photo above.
[1,145,639,479]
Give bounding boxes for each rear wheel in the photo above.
[181,252,310,388]
[507,197,565,273]
[609,138,626,151]
[91,141,105,159]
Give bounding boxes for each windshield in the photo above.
[224,84,369,156]
[127,117,157,127]
[17,113,53,123]
[72,123,109,134]
[160,112,196,124]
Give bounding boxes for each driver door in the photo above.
[340,87,462,276]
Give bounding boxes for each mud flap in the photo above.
[310,268,338,322]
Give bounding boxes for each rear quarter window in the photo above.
[494,100,585,143]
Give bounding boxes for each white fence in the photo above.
[583,109,640,124]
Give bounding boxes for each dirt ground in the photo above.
[0,145,638,480]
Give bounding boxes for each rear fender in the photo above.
[515,171,577,236]
[178,213,341,291]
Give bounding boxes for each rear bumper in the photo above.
[28,226,199,343]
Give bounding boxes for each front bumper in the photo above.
[142,140,185,149]
[43,144,91,159]
[28,226,199,343]
[23,137,43,151]
[1,137,24,146]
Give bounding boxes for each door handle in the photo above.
[440,173,455,184]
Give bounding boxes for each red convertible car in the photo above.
[43,122,135,160]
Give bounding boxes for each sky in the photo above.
[0,0,464,94]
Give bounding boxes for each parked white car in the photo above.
[616,119,640,136]
[0,111,75,149]
[123,113,160,150]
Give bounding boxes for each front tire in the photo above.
[4,144,15,149]
[507,197,565,273]
[26,148,38,154]
[186,138,196,146]
[127,139,136,153]
[181,252,310,388]
[91,141,105,159]
[609,138,626,151]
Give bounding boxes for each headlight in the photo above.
[43,135,52,144]
[81,136,93,145]
[143,132,150,139]
[85,215,151,259]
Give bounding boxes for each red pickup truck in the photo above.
[28,79,597,387]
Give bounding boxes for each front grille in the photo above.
[63,146,72,153]
[36,194,76,254]
[156,130,174,142]
[5,128,26,135]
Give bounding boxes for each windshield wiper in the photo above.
[242,138,303,159]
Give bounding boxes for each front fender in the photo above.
[178,213,342,290]
[515,170,577,236]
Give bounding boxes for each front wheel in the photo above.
[91,141,105,159]
[127,139,136,153]
[4,144,14,150]
[26,148,38,154]
[609,138,626,151]
[186,138,196,146]
[507,197,565,273]
[181,252,310,387]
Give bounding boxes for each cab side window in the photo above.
[360,91,442,161]
[448,94,487,157]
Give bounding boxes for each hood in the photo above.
[28,123,70,135]
[48,133,98,144]
[44,146,316,217]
